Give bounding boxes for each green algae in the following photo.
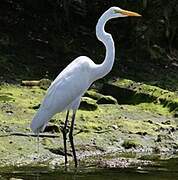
[0,85,45,132]
[0,94,14,102]
[136,102,170,116]
[103,78,178,114]
[0,83,177,167]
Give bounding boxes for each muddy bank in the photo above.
[0,80,178,168]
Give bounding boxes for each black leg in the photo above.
[62,110,69,166]
[69,110,78,167]
[37,132,39,154]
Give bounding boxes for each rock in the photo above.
[153,146,161,153]
[48,147,71,156]
[84,90,103,100]
[97,95,117,104]
[101,81,136,103]
[6,110,13,115]
[111,125,118,130]
[136,131,147,136]
[84,90,118,104]
[173,111,178,117]
[122,139,141,149]
[79,97,98,111]
[32,104,40,109]
[161,120,171,125]
[155,134,162,142]
[173,108,178,117]
[97,157,152,168]
[101,79,178,110]
[44,123,60,133]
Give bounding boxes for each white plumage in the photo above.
[31,56,95,133]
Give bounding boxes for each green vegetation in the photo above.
[0,83,177,167]
[103,78,178,115]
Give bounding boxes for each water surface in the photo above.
[0,158,178,180]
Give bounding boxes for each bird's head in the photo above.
[108,7,141,18]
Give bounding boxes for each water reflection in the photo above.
[0,158,178,180]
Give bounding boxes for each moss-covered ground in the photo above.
[0,81,178,168]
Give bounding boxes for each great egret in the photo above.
[30,7,141,167]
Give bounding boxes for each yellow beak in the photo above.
[115,9,141,17]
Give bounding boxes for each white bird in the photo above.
[30,7,141,167]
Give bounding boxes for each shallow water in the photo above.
[0,158,178,180]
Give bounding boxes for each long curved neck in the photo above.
[91,11,115,81]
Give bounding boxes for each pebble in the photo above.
[112,125,118,130]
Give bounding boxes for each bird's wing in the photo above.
[66,96,81,110]
[42,58,92,113]
[31,56,93,133]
